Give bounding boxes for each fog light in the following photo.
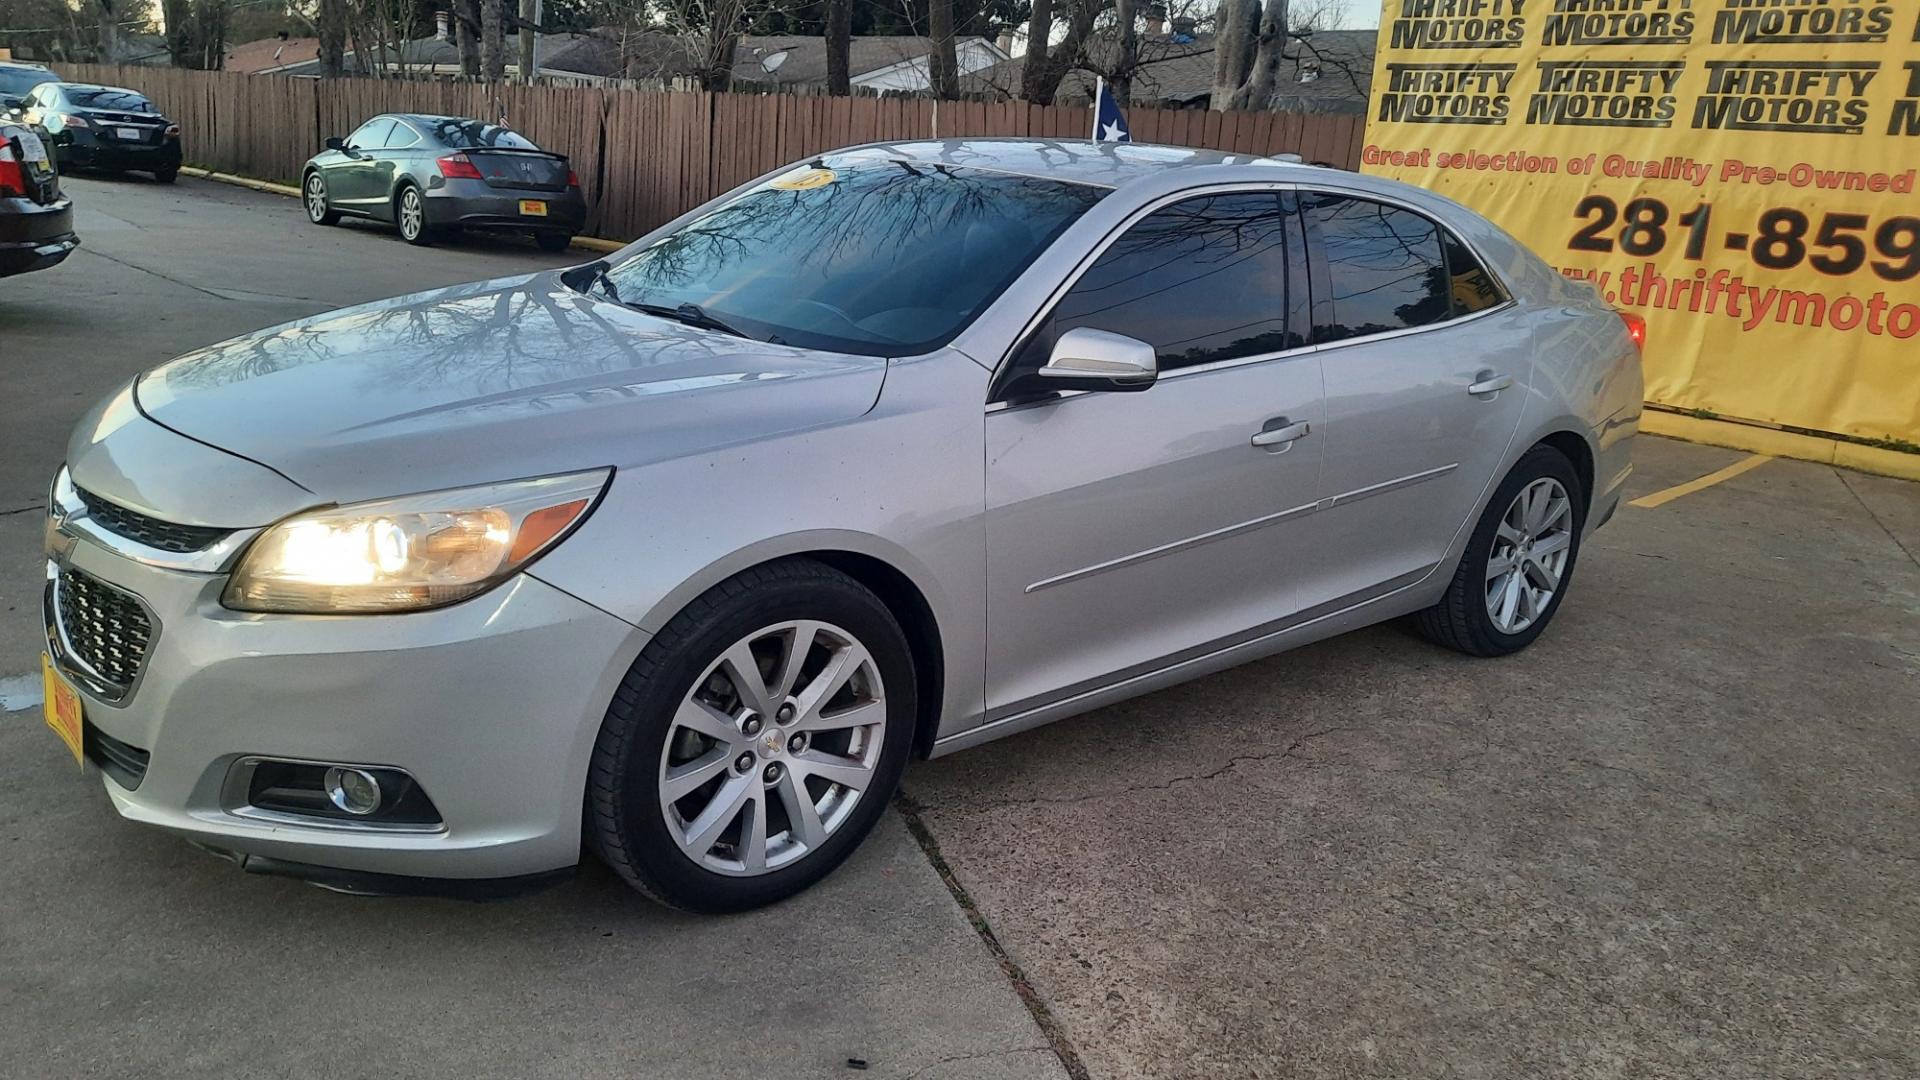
[323,767,383,816]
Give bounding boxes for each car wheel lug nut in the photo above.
[742,715,762,736]
[763,762,782,783]
[777,703,795,723]
[735,752,755,774]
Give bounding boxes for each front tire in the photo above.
[395,185,431,245]
[1411,444,1585,657]
[304,171,338,225]
[587,559,916,912]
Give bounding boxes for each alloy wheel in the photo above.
[1485,477,1573,634]
[399,189,423,239]
[658,620,887,876]
[305,175,327,221]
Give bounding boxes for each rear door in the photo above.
[1299,189,1533,601]
[983,190,1325,720]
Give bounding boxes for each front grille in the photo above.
[85,721,150,790]
[53,567,154,697]
[75,486,230,553]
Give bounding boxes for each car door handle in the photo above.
[1467,373,1514,396]
[1251,419,1311,449]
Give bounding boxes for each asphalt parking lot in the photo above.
[3,175,1917,1079]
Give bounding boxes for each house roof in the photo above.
[730,35,1000,88]
[965,28,1374,111]
[225,36,321,74]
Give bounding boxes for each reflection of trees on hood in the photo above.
[151,277,735,405]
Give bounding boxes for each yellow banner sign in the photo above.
[1361,0,1920,443]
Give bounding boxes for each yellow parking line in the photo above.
[1630,453,1773,509]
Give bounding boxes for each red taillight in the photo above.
[1618,311,1647,353]
[436,153,484,180]
[0,140,24,198]
[567,169,579,188]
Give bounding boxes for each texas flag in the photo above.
[1092,77,1131,143]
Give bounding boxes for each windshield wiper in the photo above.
[628,301,751,340]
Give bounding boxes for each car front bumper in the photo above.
[424,178,586,233]
[43,527,644,886]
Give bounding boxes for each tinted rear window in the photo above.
[66,87,156,112]
[0,68,54,96]
[1303,194,1451,344]
[419,119,537,149]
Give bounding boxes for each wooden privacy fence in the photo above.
[60,63,1367,242]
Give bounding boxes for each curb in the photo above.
[176,166,630,256]
[1642,410,1920,483]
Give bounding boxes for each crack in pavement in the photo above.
[897,1044,1057,1079]
[76,246,330,307]
[967,726,1350,810]
[0,504,45,516]
[1835,467,1920,570]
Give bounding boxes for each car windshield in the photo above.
[423,118,537,149]
[596,155,1108,356]
[0,68,52,96]
[66,87,156,111]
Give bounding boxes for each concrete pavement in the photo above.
[3,172,1917,1079]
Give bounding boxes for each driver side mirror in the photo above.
[324,136,346,151]
[1035,328,1158,392]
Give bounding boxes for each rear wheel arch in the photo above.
[1535,429,1594,511]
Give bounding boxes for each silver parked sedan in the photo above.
[43,140,1641,911]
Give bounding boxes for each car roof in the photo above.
[53,83,146,95]
[839,137,1304,189]
[0,61,54,71]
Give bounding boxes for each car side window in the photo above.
[348,119,394,150]
[1006,191,1307,386]
[1441,228,1506,316]
[381,121,420,149]
[1301,193,1451,345]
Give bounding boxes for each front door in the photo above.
[983,190,1325,721]
[1298,189,1534,601]
[325,118,393,209]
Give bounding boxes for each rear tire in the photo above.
[395,185,431,245]
[536,232,573,253]
[152,167,177,184]
[1411,444,1586,657]
[587,559,916,913]
[304,171,339,225]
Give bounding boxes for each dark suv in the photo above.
[0,61,58,120]
[20,82,181,182]
[0,121,77,278]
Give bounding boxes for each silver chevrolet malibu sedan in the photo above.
[42,139,1641,911]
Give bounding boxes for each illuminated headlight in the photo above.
[223,470,610,614]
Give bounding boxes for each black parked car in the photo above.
[0,121,78,279]
[303,113,585,250]
[20,82,181,182]
[0,60,59,120]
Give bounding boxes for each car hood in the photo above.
[133,272,888,508]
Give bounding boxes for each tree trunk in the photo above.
[93,0,118,62]
[1109,0,1139,109]
[699,31,737,92]
[519,0,535,83]
[455,0,481,78]
[163,0,193,66]
[1228,0,1288,110]
[317,0,347,77]
[1209,0,1256,109]
[824,0,851,95]
[927,0,959,99]
[1020,0,1097,105]
[481,0,506,82]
